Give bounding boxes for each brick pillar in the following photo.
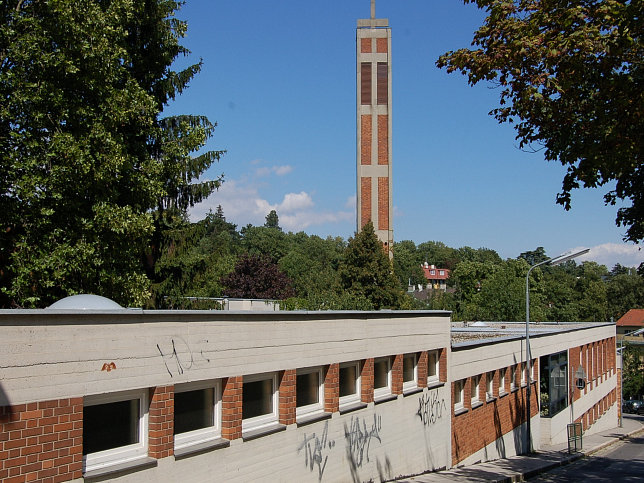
[417,351,428,388]
[464,377,472,409]
[492,369,499,397]
[149,385,174,459]
[391,354,403,395]
[279,370,296,425]
[570,347,581,401]
[324,364,339,413]
[361,359,374,403]
[221,376,242,441]
[439,348,447,383]
[0,398,83,482]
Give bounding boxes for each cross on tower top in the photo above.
[371,0,375,19]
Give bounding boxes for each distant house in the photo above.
[421,262,451,291]
[616,309,644,341]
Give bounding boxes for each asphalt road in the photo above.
[530,429,644,482]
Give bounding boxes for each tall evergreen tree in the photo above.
[339,221,403,310]
[0,0,223,307]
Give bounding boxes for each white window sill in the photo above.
[84,456,157,480]
[242,422,286,442]
[174,438,229,459]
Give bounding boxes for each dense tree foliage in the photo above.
[220,254,294,300]
[438,0,644,243]
[1,0,222,307]
[622,342,644,400]
[338,222,404,310]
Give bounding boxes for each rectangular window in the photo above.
[373,357,392,399]
[242,373,278,430]
[83,390,147,473]
[454,380,464,410]
[403,353,418,391]
[499,369,507,394]
[540,351,568,417]
[427,350,439,383]
[486,371,495,400]
[439,270,445,276]
[471,375,481,404]
[339,361,361,406]
[521,363,527,386]
[377,62,388,105]
[296,367,324,418]
[361,63,372,105]
[174,381,221,450]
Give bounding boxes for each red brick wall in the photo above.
[377,115,388,165]
[221,376,242,441]
[417,351,428,388]
[361,38,371,53]
[360,177,371,229]
[391,354,403,395]
[439,348,447,383]
[279,370,296,425]
[149,386,174,459]
[0,398,83,483]
[324,364,339,413]
[361,114,371,165]
[451,375,538,465]
[361,359,374,404]
[376,38,388,53]
[378,177,389,231]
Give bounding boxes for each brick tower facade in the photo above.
[356,1,393,256]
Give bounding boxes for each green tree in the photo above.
[606,272,644,320]
[392,240,426,289]
[264,209,281,231]
[438,0,644,242]
[1,0,222,307]
[240,224,289,263]
[622,342,644,399]
[339,221,403,310]
[518,247,549,266]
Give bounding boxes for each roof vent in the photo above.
[46,294,123,310]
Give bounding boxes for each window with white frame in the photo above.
[403,353,418,391]
[242,372,278,431]
[499,369,507,394]
[83,389,148,473]
[174,380,221,450]
[427,350,440,383]
[296,367,324,418]
[510,365,517,390]
[471,375,481,404]
[339,361,361,406]
[454,380,464,410]
[521,363,527,386]
[486,371,495,400]
[373,357,392,399]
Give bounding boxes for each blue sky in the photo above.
[165,0,642,269]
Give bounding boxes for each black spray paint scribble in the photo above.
[297,421,336,481]
[156,337,211,377]
[344,414,382,469]
[416,390,446,426]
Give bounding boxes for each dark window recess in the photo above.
[377,62,388,105]
[243,379,273,420]
[374,360,389,389]
[174,388,214,434]
[403,355,415,383]
[339,365,357,397]
[297,372,320,407]
[361,63,372,105]
[83,399,139,455]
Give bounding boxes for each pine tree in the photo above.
[339,221,403,310]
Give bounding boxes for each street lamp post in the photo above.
[525,248,589,454]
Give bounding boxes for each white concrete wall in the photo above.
[0,310,450,405]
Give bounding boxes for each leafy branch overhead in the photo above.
[437,0,643,243]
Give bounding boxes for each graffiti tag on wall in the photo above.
[344,414,382,468]
[297,421,336,481]
[156,337,211,377]
[416,390,446,426]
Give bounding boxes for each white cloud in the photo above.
[573,243,643,269]
[252,162,293,178]
[189,178,352,232]
[272,165,293,176]
[345,195,356,210]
